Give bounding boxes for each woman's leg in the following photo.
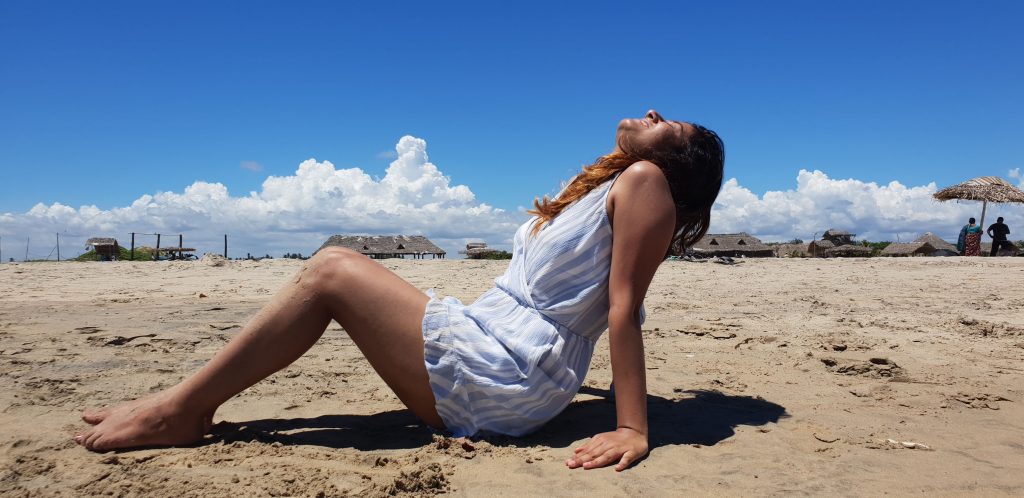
[76,247,442,451]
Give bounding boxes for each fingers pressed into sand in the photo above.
[615,450,637,472]
[583,449,616,469]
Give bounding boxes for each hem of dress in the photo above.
[421,289,475,437]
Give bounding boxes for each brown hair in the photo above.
[527,123,724,257]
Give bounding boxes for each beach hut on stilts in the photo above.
[85,238,121,261]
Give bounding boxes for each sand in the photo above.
[1,257,1023,496]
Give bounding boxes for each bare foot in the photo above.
[75,393,213,451]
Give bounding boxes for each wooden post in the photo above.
[155,234,161,261]
[224,234,228,258]
[179,234,183,251]
[25,237,29,261]
[130,233,135,261]
[56,233,60,261]
[979,201,988,238]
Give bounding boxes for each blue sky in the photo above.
[1,1,1023,258]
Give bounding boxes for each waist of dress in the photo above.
[475,285,598,344]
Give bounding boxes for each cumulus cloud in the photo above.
[0,136,521,260]
[711,170,1024,243]
[5,143,1022,261]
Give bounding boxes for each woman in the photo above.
[74,110,725,472]
[958,217,982,256]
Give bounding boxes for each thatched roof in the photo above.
[465,248,503,258]
[772,243,810,257]
[912,232,957,253]
[823,245,872,257]
[85,237,118,247]
[809,238,872,257]
[933,176,1024,203]
[823,229,853,237]
[318,235,445,256]
[880,233,959,257]
[692,233,774,257]
[880,242,934,256]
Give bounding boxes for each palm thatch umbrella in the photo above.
[933,176,1024,229]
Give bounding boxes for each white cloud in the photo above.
[711,170,1024,243]
[1009,168,1023,188]
[240,160,263,172]
[0,136,521,260]
[4,144,1022,261]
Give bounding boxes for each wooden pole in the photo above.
[130,233,135,261]
[155,234,161,261]
[25,237,30,261]
[56,233,60,261]
[224,234,228,258]
[979,200,988,237]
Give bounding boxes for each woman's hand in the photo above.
[565,427,649,471]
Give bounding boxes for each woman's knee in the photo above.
[305,247,368,291]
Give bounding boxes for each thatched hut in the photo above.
[317,235,446,259]
[913,232,958,253]
[85,237,120,261]
[880,242,938,257]
[460,242,504,259]
[691,233,774,258]
[808,229,872,258]
[880,233,959,257]
[822,229,854,245]
[772,243,810,258]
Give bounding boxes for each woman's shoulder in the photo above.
[609,161,672,198]
[606,161,674,220]
[609,161,670,196]
[617,160,664,182]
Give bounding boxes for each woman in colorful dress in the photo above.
[957,217,983,256]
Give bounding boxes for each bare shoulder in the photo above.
[617,160,667,186]
[607,161,674,221]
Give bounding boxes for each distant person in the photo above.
[957,217,982,256]
[73,110,725,472]
[987,217,1013,256]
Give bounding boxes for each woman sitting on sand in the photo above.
[74,110,725,472]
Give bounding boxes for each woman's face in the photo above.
[615,109,692,155]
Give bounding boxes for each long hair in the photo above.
[527,124,724,257]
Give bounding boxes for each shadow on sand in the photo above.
[205,388,787,452]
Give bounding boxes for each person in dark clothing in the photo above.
[987,217,1013,256]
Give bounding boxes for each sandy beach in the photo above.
[1,257,1023,496]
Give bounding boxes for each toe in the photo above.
[84,431,103,451]
[81,408,109,424]
[73,431,92,446]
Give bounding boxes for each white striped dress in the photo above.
[421,173,644,437]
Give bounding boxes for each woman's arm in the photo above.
[565,161,676,471]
